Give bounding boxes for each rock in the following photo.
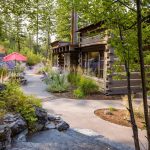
[3,113,27,136]
[0,125,11,149]
[35,107,48,124]
[44,122,56,130]
[47,115,57,121]
[34,122,45,132]
[56,121,69,131]
[104,110,113,115]
[13,129,28,142]
[34,107,48,131]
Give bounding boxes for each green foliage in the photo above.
[0,101,6,110]
[73,88,85,99]
[45,71,69,93]
[55,0,72,41]
[0,67,8,77]
[37,64,51,74]
[0,83,41,127]
[108,106,117,112]
[21,49,42,66]
[78,77,99,95]
[145,54,150,65]
[68,73,99,98]
[72,76,99,99]
[15,63,25,73]
[67,73,81,86]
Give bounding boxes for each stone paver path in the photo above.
[22,69,147,150]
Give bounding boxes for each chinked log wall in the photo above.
[104,46,150,95]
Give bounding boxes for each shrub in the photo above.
[15,64,25,74]
[78,77,99,95]
[37,65,51,74]
[134,103,144,119]
[122,95,144,120]
[145,54,150,65]
[72,76,99,99]
[26,52,41,66]
[73,88,85,99]
[21,49,42,66]
[67,73,81,86]
[108,106,117,112]
[0,83,41,127]
[45,71,69,93]
[0,67,8,82]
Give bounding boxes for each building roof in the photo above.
[77,21,104,33]
[51,41,71,48]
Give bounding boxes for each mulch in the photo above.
[94,109,145,129]
[53,86,122,100]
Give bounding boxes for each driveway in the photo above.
[22,70,147,150]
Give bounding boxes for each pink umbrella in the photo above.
[3,52,27,62]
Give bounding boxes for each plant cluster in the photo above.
[0,82,41,127]
[44,71,69,93]
[67,73,81,86]
[37,64,51,74]
[68,73,99,99]
[0,67,8,83]
[21,49,42,66]
[26,52,42,66]
[122,95,144,120]
[15,63,25,74]
[108,106,117,112]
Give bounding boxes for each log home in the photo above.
[51,13,143,95]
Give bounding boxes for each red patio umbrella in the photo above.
[3,52,27,62]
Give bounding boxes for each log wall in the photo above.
[104,46,150,95]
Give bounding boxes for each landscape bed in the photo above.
[94,108,145,129]
[53,89,122,100]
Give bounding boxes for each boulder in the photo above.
[0,125,11,149]
[35,107,48,123]
[13,129,28,142]
[3,113,27,136]
[47,114,58,121]
[34,107,48,131]
[34,107,70,132]
[44,122,56,130]
[47,114,62,122]
[56,121,70,131]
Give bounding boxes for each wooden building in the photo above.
[51,15,143,95]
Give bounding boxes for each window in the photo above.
[82,51,104,78]
[99,51,104,78]
[88,52,99,77]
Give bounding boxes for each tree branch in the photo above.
[114,0,137,12]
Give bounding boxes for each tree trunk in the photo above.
[29,33,32,50]
[36,0,39,54]
[47,30,50,59]
[119,26,140,150]
[16,16,21,52]
[136,1,150,149]
[17,37,21,52]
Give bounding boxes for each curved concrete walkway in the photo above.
[22,69,147,150]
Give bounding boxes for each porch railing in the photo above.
[80,34,107,47]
